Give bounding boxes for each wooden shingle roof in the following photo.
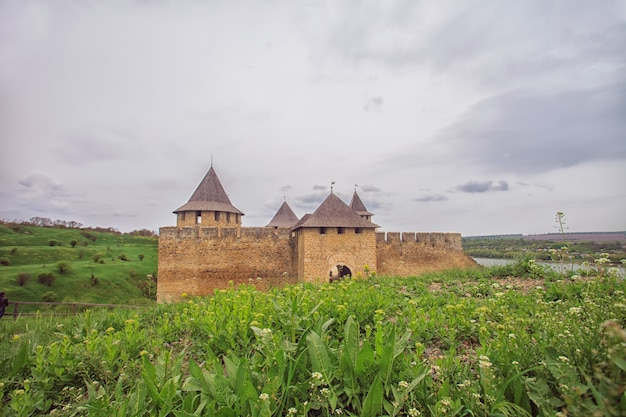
[349,191,373,217]
[174,167,243,215]
[292,193,378,230]
[266,201,299,228]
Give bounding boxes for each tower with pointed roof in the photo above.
[266,200,299,229]
[292,192,379,282]
[349,190,373,222]
[173,166,243,236]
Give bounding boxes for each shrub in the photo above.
[48,239,59,246]
[16,272,31,286]
[0,257,9,266]
[138,254,145,261]
[38,272,56,286]
[118,253,129,261]
[70,240,77,248]
[10,247,17,254]
[81,231,97,242]
[93,253,103,263]
[42,291,58,302]
[56,261,72,274]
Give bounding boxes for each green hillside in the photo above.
[0,223,157,305]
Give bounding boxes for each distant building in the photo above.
[157,166,475,302]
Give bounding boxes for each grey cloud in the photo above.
[279,185,293,192]
[441,83,626,174]
[312,184,327,191]
[360,184,381,193]
[18,174,63,192]
[456,180,509,194]
[414,194,449,202]
[53,128,137,166]
[363,96,383,111]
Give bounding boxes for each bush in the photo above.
[118,253,129,261]
[48,239,59,246]
[56,261,72,274]
[70,240,77,248]
[81,231,97,242]
[138,254,145,261]
[93,253,103,263]
[10,247,17,254]
[0,257,9,266]
[38,272,56,286]
[42,291,58,302]
[16,272,31,286]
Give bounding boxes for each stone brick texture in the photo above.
[157,226,476,302]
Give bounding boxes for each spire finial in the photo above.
[331,181,335,193]
[354,183,358,192]
[211,154,213,168]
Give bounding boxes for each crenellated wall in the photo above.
[157,226,298,302]
[157,227,476,302]
[376,232,475,277]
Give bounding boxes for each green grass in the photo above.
[1,263,624,416]
[0,224,157,305]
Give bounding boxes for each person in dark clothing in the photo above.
[0,292,8,319]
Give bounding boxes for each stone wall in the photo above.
[157,227,476,303]
[157,226,297,302]
[376,232,476,276]
[296,227,377,283]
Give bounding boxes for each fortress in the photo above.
[157,166,476,302]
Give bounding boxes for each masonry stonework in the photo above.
[158,226,297,303]
[156,166,477,302]
[296,227,377,283]
[376,232,475,276]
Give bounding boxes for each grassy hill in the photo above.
[0,223,157,305]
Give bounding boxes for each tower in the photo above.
[349,190,374,222]
[266,200,299,229]
[292,192,378,282]
[173,166,243,236]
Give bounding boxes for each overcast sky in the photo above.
[1,0,625,236]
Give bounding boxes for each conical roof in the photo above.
[349,191,373,216]
[174,167,243,214]
[266,201,299,228]
[292,193,378,230]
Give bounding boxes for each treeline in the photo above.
[0,218,157,237]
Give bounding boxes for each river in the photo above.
[472,257,625,277]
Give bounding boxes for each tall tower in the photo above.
[173,166,243,236]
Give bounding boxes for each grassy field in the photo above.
[0,224,158,305]
[1,258,624,416]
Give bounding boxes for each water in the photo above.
[472,257,625,277]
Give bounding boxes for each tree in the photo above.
[56,261,72,274]
[17,272,31,286]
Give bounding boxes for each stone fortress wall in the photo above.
[157,226,473,302]
[375,231,473,277]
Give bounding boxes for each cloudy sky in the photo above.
[1,0,625,236]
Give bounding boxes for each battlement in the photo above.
[376,231,462,251]
[159,226,293,240]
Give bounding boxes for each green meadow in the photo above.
[0,224,157,306]
[1,255,624,416]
